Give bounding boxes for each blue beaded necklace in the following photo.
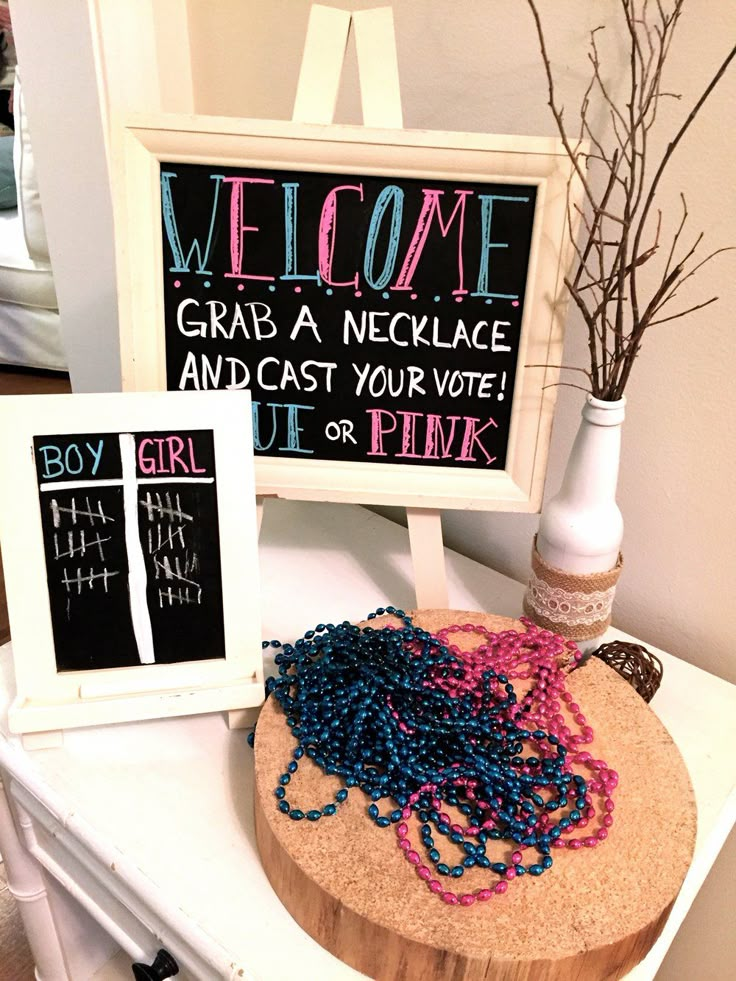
[250,608,613,906]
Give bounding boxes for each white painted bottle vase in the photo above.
[524,394,625,655]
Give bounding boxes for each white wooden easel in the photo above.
[258,4,449,611]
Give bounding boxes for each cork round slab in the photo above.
[254,611,696,981]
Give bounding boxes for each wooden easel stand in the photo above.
[259,3,449,610]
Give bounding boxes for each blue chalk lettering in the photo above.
[364,185,404,291]
[281,183,319,284]
[161,171,224,274]
[37,444,65,479]
[472,194,529,299]
[86,440,104,475]
[65,444,84,475]
[252,402,280,452]
[251,402,315,454]
[282,404,314,454]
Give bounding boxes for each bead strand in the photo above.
[254,608,617,906]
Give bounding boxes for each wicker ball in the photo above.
[592,641,663,702]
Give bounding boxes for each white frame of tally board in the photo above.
[113,115,583,512]
[0,390,263,737]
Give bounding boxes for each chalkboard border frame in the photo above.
[0,390,264,736]
[114,115,585,512]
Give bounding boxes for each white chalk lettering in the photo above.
[352,362,426,398]
[176,298,277,340]
[342,310,510,351]
[289,304,323,343]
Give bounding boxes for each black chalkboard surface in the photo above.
[161,163,537,472]
[33,429,225,672]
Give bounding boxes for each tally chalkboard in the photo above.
[161,163,536,471]
[0,391,263,737]
[116,119,582,510]
[33,429,225,672]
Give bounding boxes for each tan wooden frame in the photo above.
[114,115,583,511]
[0,390,264,736]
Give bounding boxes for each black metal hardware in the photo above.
[131,948,179,980]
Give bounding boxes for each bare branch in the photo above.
[633,38,736,270]
[526,364,594,381]
[527,0,734,397]
[542,382,593,393]
[571,150,621,290]
[653,246,735,316]
[648,296,718,326]
[671,245,735,289]
[525,0,624,223]
[664,193,689,279]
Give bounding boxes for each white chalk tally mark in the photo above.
[61,566,119,594]
[155,553,202,597]
[53,530,111,561]
[158,585,199,608]
[48,497,118,619]
[138,469,204,608]
[139,490,193,522]
[40,432,212,651]
[147,498,203,607]
[48,496,115,526]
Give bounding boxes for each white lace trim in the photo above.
[526,572,615,627]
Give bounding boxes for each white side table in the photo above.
[0,501,734,980]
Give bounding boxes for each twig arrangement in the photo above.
[526,1,735,399]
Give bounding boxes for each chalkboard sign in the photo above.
[117,119,582,510]
[0,391,263,736]
[33,429,225,672]
[162,163,536,472]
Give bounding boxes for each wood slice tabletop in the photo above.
[254,610,696,981]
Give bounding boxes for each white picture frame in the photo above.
[0,390,263,736]
[113,115,583,511]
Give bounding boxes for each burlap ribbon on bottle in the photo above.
[523,535,623,641]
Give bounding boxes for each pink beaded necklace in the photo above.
[262,610,618,908]
[390,618,618,906]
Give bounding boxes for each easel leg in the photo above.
[292,5,351,124]
[227,707,260,730]
[353,7,403,127]
[407,508,449,609]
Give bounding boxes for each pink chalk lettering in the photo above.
[137,436,207,475]
[367,408,397,456]
[318,184,364,288]
[223,177,275,281]
[166,436,189,473]
[424,414,461,459]
[457,417,498,465]
[396,411,425,459]
[186,437,207,473]
[392,189,473,294]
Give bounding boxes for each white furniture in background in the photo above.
[0,501,734,980]
[0,76,65,371]
[7,0,193,393]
